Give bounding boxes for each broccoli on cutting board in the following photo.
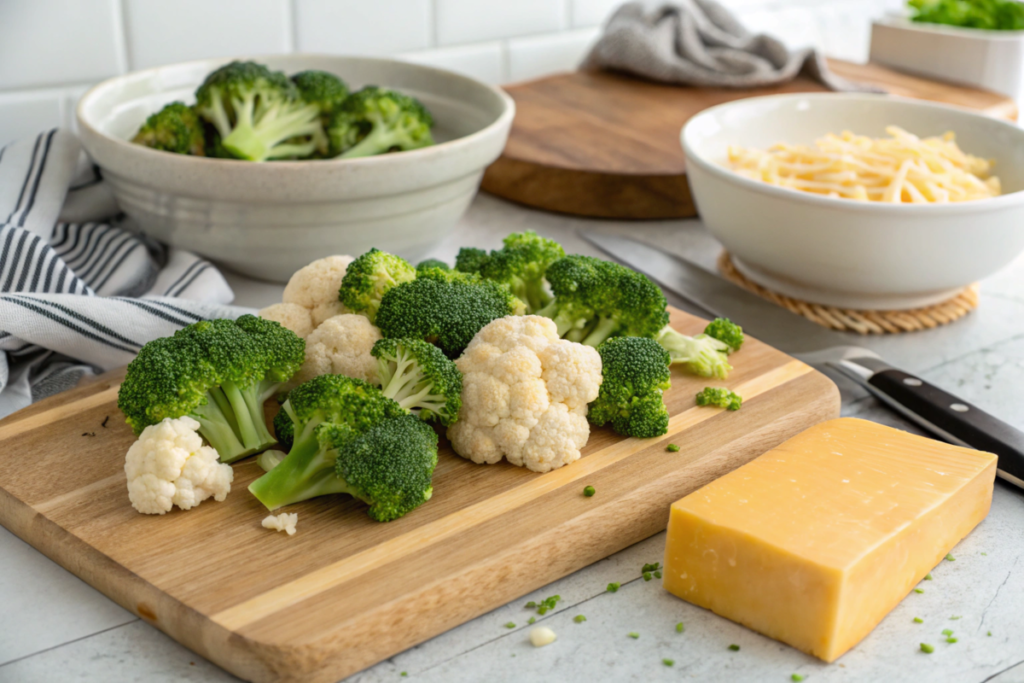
[455,231,565,313]
[372,338,462,426]
[589,336,672,438]
[338,248,417,323]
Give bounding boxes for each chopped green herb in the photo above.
[676,622,685,633]
[982,552,988,556]
[946,637,958,644]
[504,622,515,629]
[641,562,661,573]
[643,572,652,581]
[525,601,536,608]
[654,571,662,579]
[950,616,961,620]
[945,553,955,562]
[666,443,680,452]
[728,644,740,651]
[988,631,993,636]
[583,485,596,497]
[528,595,561,615]
[941,629,953,636]
[920,643,934,654]
[924,573,933,580]
[913,617,923,624]
[914,588,924,594]
[401,674,407,678]
[792,675,807,682]
[574,615,586,623]
[628,632,640,639]
[663,658,675,667]
[607,582,620,593]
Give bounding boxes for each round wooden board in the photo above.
[480,60,1018,220]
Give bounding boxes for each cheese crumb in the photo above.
[262,513,298,536]
[529,626,557,647]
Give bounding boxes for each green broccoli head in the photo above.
[291,70,349,120]
[461,231,565,313]
[117,315,305,463]
[338,248,418,323]
[372,338,463,426]
[375,268,526,358]
[328,86,435,158]
[132,101,206,156]
[332,414,438,522]
[416,258,450,273]
[588,337,671,438]
[454,247,491,274]
[703,318,744,353]
[656,327,732,379]
[695,387,742,411]
[536,255,669,346]
[194,60,323,161]
[247,374,406,510]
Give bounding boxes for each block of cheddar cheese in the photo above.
[663,417,997,662]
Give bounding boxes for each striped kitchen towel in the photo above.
[0,129,251,418]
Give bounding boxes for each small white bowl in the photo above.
[77,55,514,283]
[681,93,1024,310]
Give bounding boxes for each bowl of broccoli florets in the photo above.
[76,55,515,283]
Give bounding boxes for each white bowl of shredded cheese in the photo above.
[682,93,1024,309]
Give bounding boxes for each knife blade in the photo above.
[581,231,1024,489]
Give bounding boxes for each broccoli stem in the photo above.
[248,424,355,510]
[338,112,422,159]
[524,279,550,312]
[581,317,619,347]
[191,397,248,463]
[221,95,320,161]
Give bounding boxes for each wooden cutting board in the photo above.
[481,60,1019,219]
[0,308,839,683]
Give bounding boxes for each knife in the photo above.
[581,231,1024,490]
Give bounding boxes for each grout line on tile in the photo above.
[285,0,297,53]
[500,40,511,84]
[429,0,439,48]
[0,618,140,670]
[113,0,132,73]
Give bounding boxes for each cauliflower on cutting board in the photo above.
[290,313,381,386]
[125,416,234,514]
[262,513,298,535]
[447,315,602,473]
[282,255,354,328]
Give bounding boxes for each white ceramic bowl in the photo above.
[682,93,1024,309]
[77,55,515,283]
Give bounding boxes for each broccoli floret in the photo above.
[372,338,462,426]
[703,318,744,353]
[696,387,742,411]
[416,258,450,272]
[588,337,671,438]
[375,268,526,358]
[457,232,564,313]
[328,86,435,159]
[333,414,438,521]
[338,248,418,323]
[117,316,305,463]
[536,255,669,346]
[132,101,206,156]
[195,60,323,162]
[656,326,732,379]
[454,247,491,274]
[248,374,407,510]
[291,70,349,122]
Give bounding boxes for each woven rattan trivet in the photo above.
[717,252,979,334]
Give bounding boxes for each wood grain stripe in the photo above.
[211,360,812,631]
[0,385,120,441]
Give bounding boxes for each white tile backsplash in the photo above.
[0,0,907,148]
[400,42,507,85]
[436,0,566,46]
[123,0,292,70]
[296,0,432,56]
[0,0,124,91]
[508,29,601,83]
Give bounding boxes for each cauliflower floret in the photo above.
[291,313,381,386]
[125,416,234,514]
[447,315,603,473]
[258,302,315,338]
[282,255,354,328]
[262,513,298,536]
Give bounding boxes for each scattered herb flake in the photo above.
[525,601,536,608]
[643,572,652,581]
[607,582,620,593]
[628,632,640,639]
[728,644,740,651]
[946,637,958,644]
[641,562,660,572]
[654,571,662,579]
[942,629,953,636]
[504,622,516,629]
[913,617,923,624]
[950,616,961,620]
[676,622,685,633]
[988,631,993,636]
[666,443,680,452]
[920,643,934,654]
[945,553,956,562]
[914,588,924,594]
[663,658,675,667]
[924,573,933,580]
[583,485,596,497]
[981,552,988,556]
[574,615,586,623]
[401,673,407,678]
[792,675,807,682]
[528,617,535,625]
[527,595,561,615]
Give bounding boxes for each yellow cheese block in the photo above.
[663,417,996,663]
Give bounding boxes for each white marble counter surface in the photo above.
[2,195,1023,683]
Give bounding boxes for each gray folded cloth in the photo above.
[581,1,883,92]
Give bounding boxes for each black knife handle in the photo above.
[868,369,1024,485]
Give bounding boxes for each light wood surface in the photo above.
[0,308,840,683]
[481,60,1019,219]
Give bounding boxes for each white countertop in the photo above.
[2,194,1023,683]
